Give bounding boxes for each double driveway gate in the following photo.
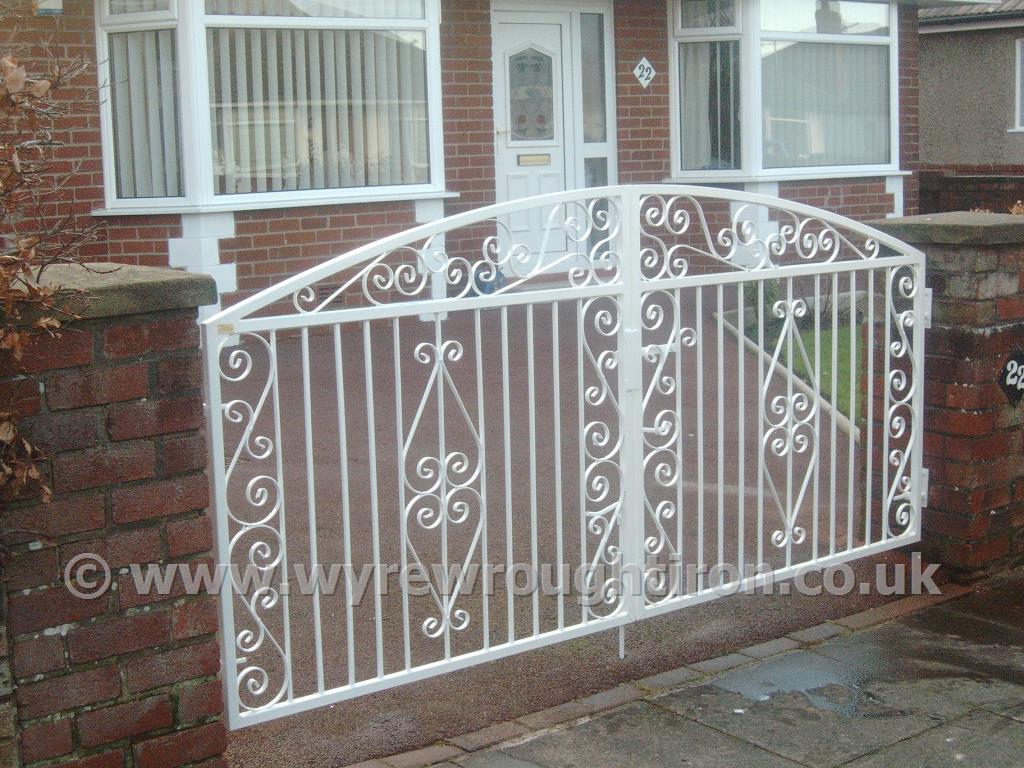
[204,185,926,729]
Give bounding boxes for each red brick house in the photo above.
[23,0,966,316]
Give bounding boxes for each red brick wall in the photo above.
[615,0,672,184]
[898,5,920,216]
[778,179,895,221]
[441,0,497,215]
[0,280,226,768]
[921,244,1024,572]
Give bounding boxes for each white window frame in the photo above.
[94,0,448,214]
[1015,38,1024,131]
[668,0,901,184]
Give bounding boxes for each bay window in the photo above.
[95,0,443,211]
[671,0,898,179]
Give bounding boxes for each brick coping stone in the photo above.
[868,211,1024,246]
[35,264,217,321]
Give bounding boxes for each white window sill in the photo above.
[92,189,460,217]
[1007,127,1024,133]
[662,169,911,185]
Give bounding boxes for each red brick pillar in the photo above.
[0,265,224,767]
[870,213,1024,577]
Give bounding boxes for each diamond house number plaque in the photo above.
[998,347,1024,407]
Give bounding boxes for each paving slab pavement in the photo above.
[418,570,1024,768]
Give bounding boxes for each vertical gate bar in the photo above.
[716,284,725,577]
[363,321,385,677]
[865,270,876,546]
[847,272,857,550]
[812,278,821,563]
[618,188,644,620]
[552,301,565,629]
[475,310,491,651]
[674,288,684,597]
[333,325,356,686]
[784,278,794,569]
[205,327,238,728]
[912,261,925,540]
[883,267,893,542]
[501,307,515,641]
[270,332,293,702]
[433,316,451,661]
[577,298,588,625]
[392,318,411,670]
[696,287,705,592]
[830,273,839,555]
[300,328,325,693]
[736,283,745,580]
[527,305,540,637]
[757,281,765,571]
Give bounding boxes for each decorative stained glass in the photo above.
[509,47,555,142]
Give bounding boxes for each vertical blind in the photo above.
[204,0,425,19]
[761,42,889,168]
[108,29,183,198]
[206,27,429,194]
[678,41,740,171]
[109,0,171,13]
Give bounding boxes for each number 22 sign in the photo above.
[998,348,1024,407]
[633,58,656,89]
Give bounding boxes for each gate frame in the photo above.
[204,185,927,729]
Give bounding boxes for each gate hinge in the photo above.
[920,468,930,507]
[923,288,933,330]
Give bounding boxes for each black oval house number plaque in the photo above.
[998,347,1024,407]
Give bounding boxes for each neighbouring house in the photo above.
[918,2,1024,212]
[19,0,984,317]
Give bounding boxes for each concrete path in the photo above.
[377,570,1024,768]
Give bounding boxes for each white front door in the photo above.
[493,11,574,257]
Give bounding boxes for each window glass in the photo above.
[679,0,736,29]
[678,40,741,170]
[508,47,555,142]
[108,29,183,197]
[207,28,430,194]
[110,0,171,12]
[760,0,888,36]
[1018,41,1024,127]
[205,1,425,19]
[581,14,607,143]
[761,41,889,167]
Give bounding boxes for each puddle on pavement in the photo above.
[708,610,1024,720]
[711,652,902,718]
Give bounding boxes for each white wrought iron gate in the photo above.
[204,185,926,729]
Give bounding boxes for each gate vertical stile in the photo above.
[618,188,646,623]
[203,323,241,731]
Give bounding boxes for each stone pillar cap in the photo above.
[36,264,218,321]
[867,212,1024,246]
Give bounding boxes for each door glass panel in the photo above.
[581,14,607,143]
[584,157,608,187]
[509,47,555,141]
